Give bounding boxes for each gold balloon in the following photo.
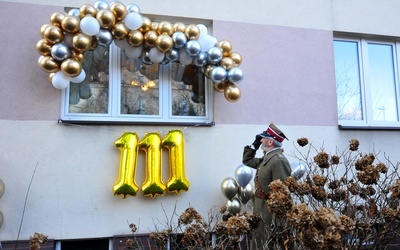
[144,30,158,48]
[36,39,52,56]
[217,40,232,57]
[185,24,200,40]
[61,58,82,77]
[162,130,190,194]
[173,22,186,33]
[139,132,167,197]
[70,50,85,63]
[79,4,97,18]
[230,52,242,66]
[61,15,81,34]
[44,25,64,44]
[224,82,241,102]
[40,24,51,38]
[39,56,60,73]
[72,32,92,52]
[151,22,159,31]
[127,30,144,47]
[139,17,152,33]
[109,1,127,21]
[155,34,173,52]
[113,132,140,198]
[220,57,234,70]
[96,9,116,29]
[157,21,173,36]
[204,64,215,78]
[90,36,98,50]
[50,12,66,27]
[213,81,226,93]
[111,22,129,40]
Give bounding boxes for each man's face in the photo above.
[260,137,273,151]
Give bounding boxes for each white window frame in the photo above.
[334,36,400,129]
[60,17,214,126]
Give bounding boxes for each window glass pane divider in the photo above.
[110,43,120,117]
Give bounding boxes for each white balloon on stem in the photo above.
[80,16,100,36]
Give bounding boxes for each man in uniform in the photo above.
[242,123,291,249]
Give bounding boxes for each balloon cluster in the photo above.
[0,178,4,228]
[220,164,254,215]
[36,1,244,102]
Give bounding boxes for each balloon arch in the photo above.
[36,1,244,102]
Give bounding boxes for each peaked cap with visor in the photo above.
[259,123,288,143]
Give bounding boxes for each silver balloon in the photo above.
[227,67,244,84]
[226,197,241,215]
[51,43,71,61]
[126,3,141,13]
[207,46,223,64]
[96,29,113,47]
[291,164,307,180]
[140,50,153,65]
[166,48,180,62]
[172,31,187,49]
[210,66,227,83]
[94,0,109,10]
[221,177,238,200]
[193,51,207,67]
[239,184,254,204]
[68,8,80,17]
[235,164,253,187]
[0,178,4,199]
[185,40,201,57]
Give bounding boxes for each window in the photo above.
[334,37,400,129]
[60,18,214,125]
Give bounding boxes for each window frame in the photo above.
[334,36,400,129]
[60,17,214,126]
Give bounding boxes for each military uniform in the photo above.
[242,123,291,250]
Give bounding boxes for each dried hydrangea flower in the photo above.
[330,155,340,165]
[376,162,388,173]
[313,174,328,186]
[355,153,375,171]
[287,203,314,227]
[311,186,327,201]
[297,137,309,147]
[297,183,312,195]
[349,139,360,151]
[328,180,341,190]
[179,207,203,225]
[285,176,298,192]
[390,179,400,199]
[340,215,355,232]
[314,151,330,169]
[149,230,170,249]
[125,238,135,248]
[348,182,361,195]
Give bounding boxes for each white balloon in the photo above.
[68,8,80,17]
[37,55,44,66]
[149,47,165,64]
[52,71,70,90]
[80,16,100,36]
[197,24,208,37]
[198,35,216,52]
[70,69,86,83]
[124,12,142,30]
[114,38,129,49]
[125,46,143,59]
[179,49,193,65]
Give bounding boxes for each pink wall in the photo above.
[0,2,338,126]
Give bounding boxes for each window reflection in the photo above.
[120,52,160,115]
[367,43,398,122]
[68,46,109,114]
[334,40,363,120]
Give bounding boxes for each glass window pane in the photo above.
[367,43,398,122]
[171,63,206,117]
[334,40,363,120]
[68,46,109,114]
[120,52,159,115]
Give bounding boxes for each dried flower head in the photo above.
[390,179,400,199]
[269,179,291,195]
[376,162,388,174]
[149,230,170,249]
[330,155,340,165]
[348,182,361,195]
[225,214,251,236]
[297,182,312,195]
[314,151,330,168]
[340,215,355,233]
[328,180,341,190]
[180,223,207,247]
[285,176,298,192]
[355,153,375,171]
[349,139,359,151]
[356,165,380,185]
[179,207,203,225]
[297,137,309,147]
[29,233,48,250]
[311,186,327,201]
[287,203,314,227]
[125,238,135,249]
[313,174,328,186]
[129,223,137,233]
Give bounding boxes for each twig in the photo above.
[15,161,39,250]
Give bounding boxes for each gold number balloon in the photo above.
[113,130,189,198]
[113,133,140,198]
[139,133,167,197]
[162,130,190,194]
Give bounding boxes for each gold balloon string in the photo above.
[57,119,210,136]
